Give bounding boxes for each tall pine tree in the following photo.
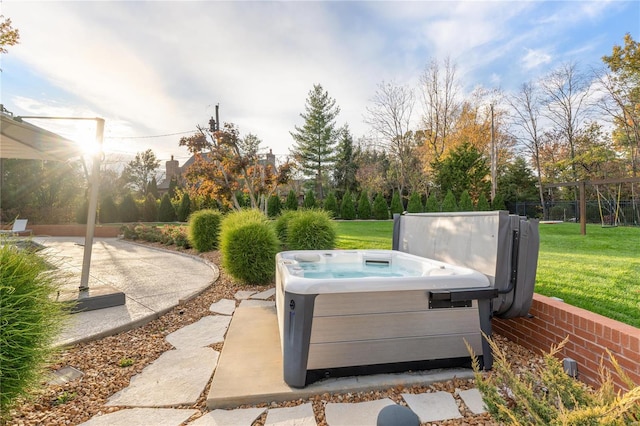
[290,84,340,200]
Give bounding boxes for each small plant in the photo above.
[406,192,423,213]
[0,246,70,417]
[118,357,134,367]
[188,209,222,252]
[468,335,640,425]
[286,209,336,250]
[54,391,76,406]
[372,193,389,220]
[220,209,279,285]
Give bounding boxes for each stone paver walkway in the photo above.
[80,288,488,426]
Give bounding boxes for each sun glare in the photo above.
[70,124,103,157]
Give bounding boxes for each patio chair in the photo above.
[0,219,32,236]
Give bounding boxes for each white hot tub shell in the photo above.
[276,249,491,387]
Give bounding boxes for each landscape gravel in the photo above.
[6,245,545,426]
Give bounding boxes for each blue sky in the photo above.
[2,1,638,170]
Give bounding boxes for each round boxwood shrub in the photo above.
[0,246,69,417]
[274,209,298,249]
[220,209,279,285]
[372,193,389,220]
[188,209,223,252]
[286,209,336,250]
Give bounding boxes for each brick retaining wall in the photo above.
[493,293,640,391]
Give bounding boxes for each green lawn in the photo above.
[334,220,640,328]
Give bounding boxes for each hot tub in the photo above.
[276,249,491,388]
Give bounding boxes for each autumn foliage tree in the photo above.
[179,123,291,212]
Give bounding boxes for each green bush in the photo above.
[284,189,298,210]
[476,193,491,211]
[0,246,69,417]
[340,190,356,220]
[119,193,140,222]
[357,190,372,219]
[274,210,298,250]
[267,194,282,218]
[188,209,222,252]
[407,192,423,213]
[470,336,640,425]
[143,194,158,222]
[76,199,89,224]
[286,209,336,250]
[372,193,389,220]
[177,193,191,222]
[158,193,176,222]
[220,209,279,285]
[99,195,119,223]
[303,189,317,209]
[390,192,404,215]
[492,193,506,211]
[441,190,458,212]
[425,193,439,212]
[459,190,474,211]
[323,191,339,218]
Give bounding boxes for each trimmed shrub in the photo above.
[177,193,191,222]
[188,209,222,252]
[158,193,176,222]
[303,189,317,209]
[99,195,119,223]
[372,193,389,220]
[390,192,404,215]
[119,193,140,222]
[476,193,491,211]
[357,190,372,219]
[441,190,458,212]
[220,209,279,285]
[459,190,474,211]
[0,246,69,417]
[425,193,439,212]
[275,210,298,249]
[143,193,158,222]
[340,190,356,220]
[267,194,282,218]
[492,193,506,211]
[286,209,336,250]
[407,192,423,213]
[284,189,298,210]
[323,191,339,218]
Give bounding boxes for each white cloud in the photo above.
[522,48,553,70]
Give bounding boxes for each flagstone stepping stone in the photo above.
[209,299,236,315]
[250,288,275,300]
[79,408,198,426]
[402,391,462,422]
[106,348,218,407]
[188,407,267,426]
[234,290,256,300]
[324,398,396,426]
[457,388,487,414]
[166,316,231,349]
[48,365,84,385]
[239,299,275,308]
[264,403,316,426]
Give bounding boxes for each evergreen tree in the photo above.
[76,199,89,224]
[340,190,356,220]
[99,195,119,223]
[425,193,439,212]
[177,193,191,222]
[289,84,340,199]
[147,176,160,199]
[476,193,491,211]
[333,125,358,194]
[303,189,317,209]
[441,190,458,212]
[407,192,423,213]
[284,189,298,210]
[143,193,158,222]
[119,193,140,222]
[357,190,372,219]
[432,142,490,201]
[168,176,178,199]
[372,193,389,220]
[323,191,339,218]
[459,190,474,211]
[390,191,404,215]
[267,194,282,218]
[158,193,176,222]
[492,193,506,211]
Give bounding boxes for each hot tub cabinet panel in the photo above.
[276,250,490,388]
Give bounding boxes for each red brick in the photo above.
[610,328,621,345]
[621,345,640,363]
